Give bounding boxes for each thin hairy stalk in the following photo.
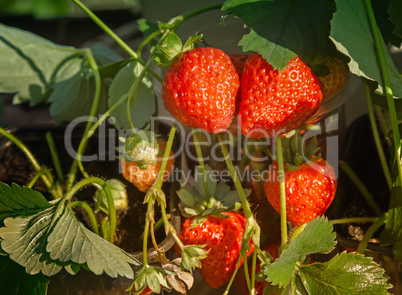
[143,199,155,265]
[329,217,378,225]
[276,135,288,249]
[223,254,243,295]
[27,168,53,189]
[364,82,392,190]
[357,214,387,254]
[154,122,177,189]
[65,94,128,190]
[70,200,99,235]
[45,131,65,183]
[364,0,402,188]
[339,160,383,216]
[192,130,210,201]
[0,128,58,198]
[63,177,116,243]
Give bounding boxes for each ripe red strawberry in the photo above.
[121,139,174,193]
[139,286,153,295]
[316,57,349,101]
[228,53,249,114]
[264,158,337,227]
[239,53,322,138]
[162,47,240,133]
[174,212,254,289]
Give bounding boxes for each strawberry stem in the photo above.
[192,129,211,203]
[356,214,387,254]
[329,217,378,225]
[223,253,243,295]
[154,122,177,189]
[70,201,100,235]
[363,0,402,189]
[276,135,288,250]
[45,131,65,184]
[364,82,392,190]
[339,160,383,216]
[0,128,58,199]
[217,133,253,219]
[142,199,155,265]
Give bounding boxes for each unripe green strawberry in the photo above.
[316,57,349,101]
[264,158,337,227]
[121,139,174,193]
[162,47,240,133]
[174,212,254,289]
[239,53,322,138]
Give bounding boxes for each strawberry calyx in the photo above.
[177,165,251,227]
[128,264,171,294]
[154,32,203,68]
[280,133,322,171]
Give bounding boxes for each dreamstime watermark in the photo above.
[63,113,341,181]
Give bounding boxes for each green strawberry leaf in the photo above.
[222,0,335,71]
[0,198,140,278]
[0,205,65,276]
[266,217,336,287]
[389,0,402,39]
[330,0,402,98]
[0,23,80,106]
[0,182,51,220]
[372,0,402,47]
[298,252,392,294]
[89,42,122,66]
[47,204,138,278]
[108,61,156,130]
[0,255,48,295]
[137,18,160,37]
[48,55,109,125]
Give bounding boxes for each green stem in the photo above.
[357,214,387,254]
[27,168,52,189]
[364,0,402,188]
[65,93,128,191]
[217,134,254,219]
[250,247,257,295]
[364,82,392,190]
[0,128,58,199]
[126,55,156,130]
[154,122,177,189]
[242,251,251,291]
[63,177,116,243]
[137,30,161,57]
[339,160,383,216]
[142,199,155,265]
[45,131,65,183]
[289,223,306,243]
[72,0,138,59]
[192,130,210,202]
[329,217,378,225]
[223,253,244,295]
[276,135,288,250]
[70,201,99,235]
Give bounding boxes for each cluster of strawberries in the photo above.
[125,46,348,293]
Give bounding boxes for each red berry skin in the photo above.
[162,47,240,133]
[264,159,337,227]
[239,53,322,138]
[174,212,254,289]
[228,53,249,114]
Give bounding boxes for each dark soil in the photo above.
[326,114,391,241]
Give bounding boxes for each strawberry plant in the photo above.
[0,0,401,294]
